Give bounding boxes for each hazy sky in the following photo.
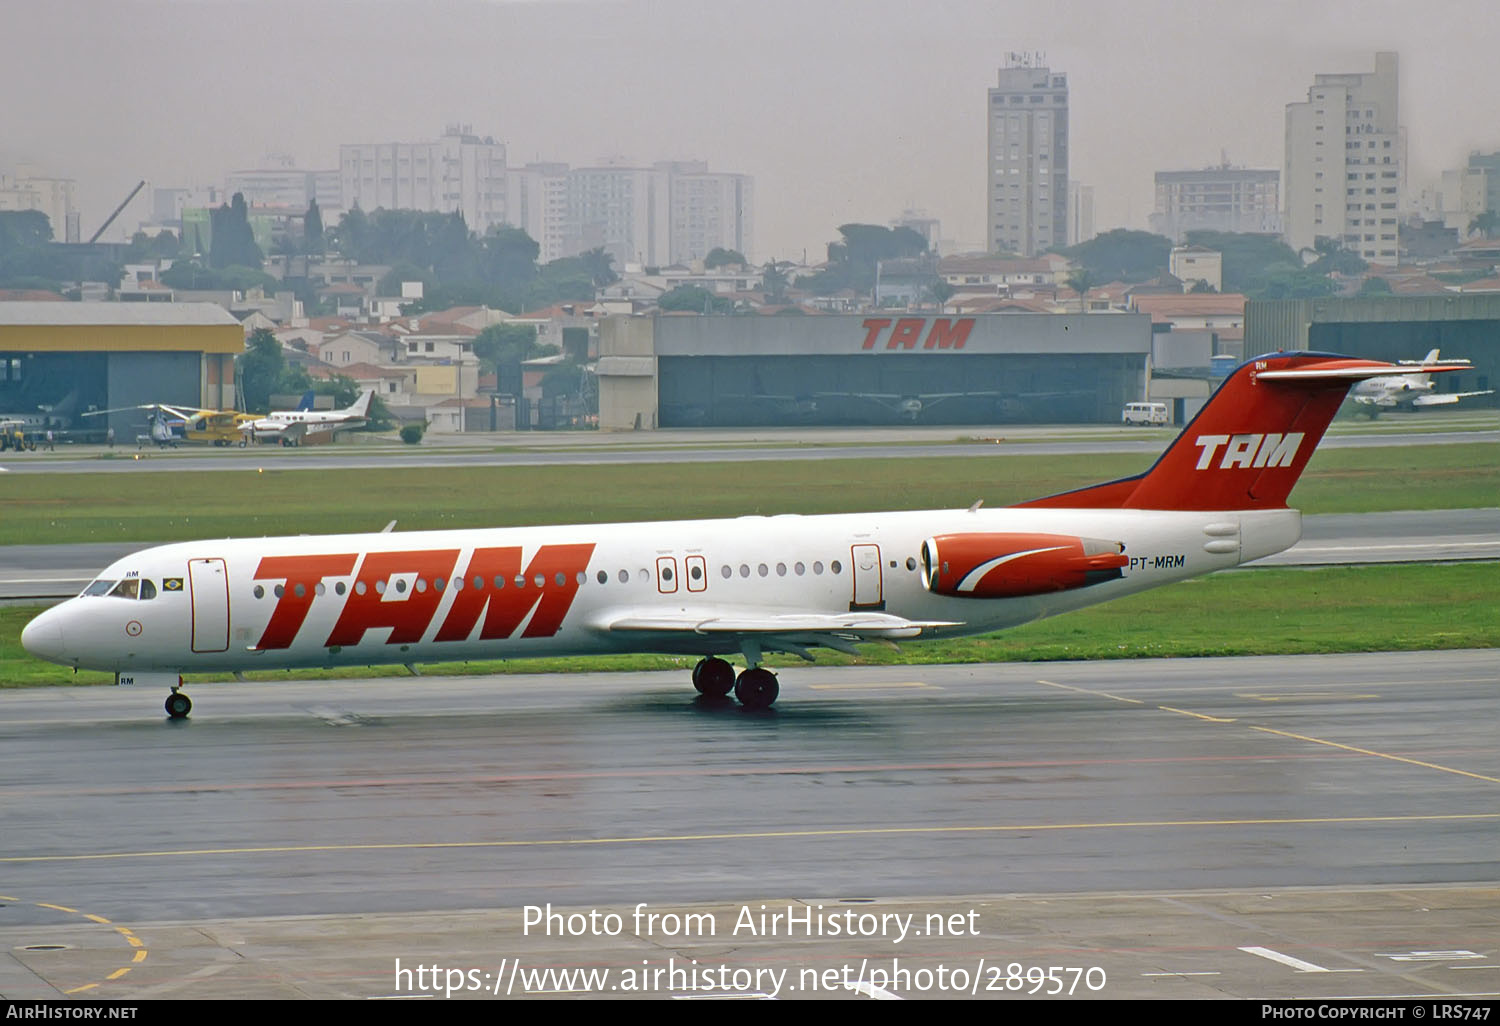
[3,0,1497,257]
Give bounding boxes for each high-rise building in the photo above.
[1150,165,1280,241]
[1467,151,1500,222]
[1283,52,1403,265]
[986,55,1068,257]
[565,164,671,269]
[0,166,79,242]
[504,162,571,264]
[1440,166,1490,234]
[555,161,754,269]
[227,155,340,216]
[1067,183,1095,246]
[340,125,507,232]
[660,161,754,265]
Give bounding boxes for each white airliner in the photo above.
[1348,349,1494,410]
[240,390,375,446]
[22,352,1464,718]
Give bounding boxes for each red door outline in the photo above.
[189,557,230,652]
[656,556,679,594]
[685,555,707,592]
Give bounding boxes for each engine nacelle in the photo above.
[920,533,1128,599]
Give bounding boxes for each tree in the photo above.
[210,193,263,270]
[474,322,547,398]
[1469,210,1499,238]
[1188,279,1218,294]
[761,259,791,304]
[579,247,618,288]
[798,224,927,295]
[236,329,287,413]
[704,247,747,269]
[1065,268,1097,313]
[1183,230,1303,294]
[926,278,955,311]
[1059,229,1171,283]
[1304,236,1368,276]
[480,225,540,295]
[304,199,324,257]
[658,285,734,313]
[1358,276,1393,296]
[1254,269,1337,300]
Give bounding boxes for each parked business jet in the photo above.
[1348,349,1494,410]
[22,353,1465,718]
[240,390,374,446]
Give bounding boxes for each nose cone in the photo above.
[21,606,67,664]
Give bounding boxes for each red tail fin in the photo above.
[1016,353,1466,511]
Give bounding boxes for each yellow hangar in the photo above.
[0,302,243,440]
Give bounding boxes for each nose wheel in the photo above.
[165,690,191,719]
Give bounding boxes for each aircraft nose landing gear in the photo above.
[165,689,191,719]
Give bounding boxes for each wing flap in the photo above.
[598,610,961,640]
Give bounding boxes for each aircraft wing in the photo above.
[594,609,962,657]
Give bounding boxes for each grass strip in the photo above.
[2,443,1496,546]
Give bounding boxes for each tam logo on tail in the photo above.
[1193,432,1304,471]
[1017,352,1464,512]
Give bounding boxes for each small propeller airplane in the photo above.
[239,390,374,446]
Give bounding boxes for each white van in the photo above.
[1122,402,1169,426]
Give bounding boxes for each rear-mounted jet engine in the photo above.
[920,533,1129,598]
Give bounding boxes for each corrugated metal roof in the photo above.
[0,302,241,327]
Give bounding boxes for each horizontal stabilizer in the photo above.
[1016,353,1469,512]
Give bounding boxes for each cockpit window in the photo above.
[108,579,140,600]
[83,579,116,597]
[139,580,157,600]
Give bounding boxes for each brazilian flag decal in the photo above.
[163,578,184,592]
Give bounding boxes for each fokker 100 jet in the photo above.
[22,352,1463,718]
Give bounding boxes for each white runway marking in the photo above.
[1239,946,1364,973]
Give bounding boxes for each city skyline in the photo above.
[2,0,1497,259]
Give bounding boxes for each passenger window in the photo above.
[597,570,608,584]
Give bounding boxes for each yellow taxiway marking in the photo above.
[1252,727,1500,785]
[1157,705,1237,723]
[807,682,937,691]
[1035,679,1144,704]
[12,896,146,994]
[3,813,1497,864]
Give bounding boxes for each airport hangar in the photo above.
[1245,293,1500,402]
[597,312,1155,429]
[0,302,243,438]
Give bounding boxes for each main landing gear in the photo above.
[165,688,191,719]
[691,656,779,710]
